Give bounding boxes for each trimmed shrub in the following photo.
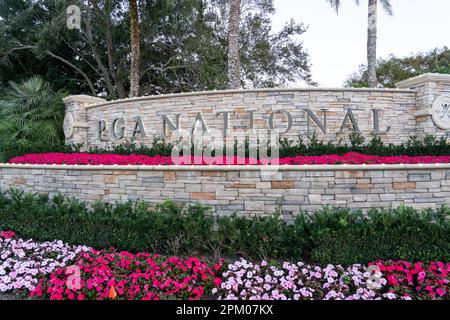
[0,189,449,264]
[3,134,450,163]
[0,140,78,163]
[304,206,450,264]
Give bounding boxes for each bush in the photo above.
[0,140,79,163]
[305,206,450,264]
[88,136,173,157]
[2,134,450,163]
[278,133,450,158]
[0,189,449,264]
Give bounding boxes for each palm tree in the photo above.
[327,0,393,88]
[227,0,242,89]
[0,76,66,144]
[129,0,141,97]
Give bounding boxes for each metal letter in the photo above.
[339,109,360,133]
[98,120,106,141]
[216,111,236,137]
[191,112,208,134]
[269,110,293,134]
[110,118,125,140]
[162,114,181,137]
[372,109,391,134]
[304,108,327,134]
[132,116,147,139]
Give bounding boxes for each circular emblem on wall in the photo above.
[432,95,450,130]
[63,112,74,138]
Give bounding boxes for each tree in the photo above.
[0,0,314,97]
[345,47,450,88]
[0,76,66,144]
[129,0,140,97]
[227,0,242,89]
[0,0,93,94]
[327,0,393,87]
[208,0,314,88]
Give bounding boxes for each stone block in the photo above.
[190,192,216,200]
[271,181,294,189]
[393,182,416,190]
[408,173,431,182]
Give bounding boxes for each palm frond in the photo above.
[327,0,360,14]
[326,0,341,13]
[380,0,393,16]
[0,76,67,144]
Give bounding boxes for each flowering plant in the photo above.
[217,259,449,300]
[31,249,223,300]
[1,230,15,239]
[2,231,449,300]
[0,230,88,293]
[370,260,449,300]
[216,259,388,300]
[8,152,450,166]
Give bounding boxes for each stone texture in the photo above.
[271,181,295,189]
[2,165,450,219]
[2,74,450,219]
[65,89,420,150]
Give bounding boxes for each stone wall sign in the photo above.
[432,95,450,130]
[62,74,450,149]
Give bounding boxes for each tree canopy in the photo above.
[345,47,450,88]
[0,0,314,99]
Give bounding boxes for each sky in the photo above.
[271,0,450,87]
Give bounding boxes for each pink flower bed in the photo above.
[30,249,222,300]
[218,259,449,300]
[8,152,450,166]
[1,231,449,300]
[0,231,89,293]
[370,260,450,300]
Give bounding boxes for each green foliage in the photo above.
[0,76,67,145]
[0,0,314,98]
[88,136,174,157]
[278,134,450,158]
[305,205,450,264]
[346,47,450,88]
[0,189,305,260]
[0,189,449,264]
[2,134,450,163]
[0,140,79,163]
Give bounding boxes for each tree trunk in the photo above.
[84,13,118,99]
[227,0,242,89]
[367,0,378,88]
[129,0,140,97]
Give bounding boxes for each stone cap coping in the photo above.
[1,163,450,171]
[67,87,416,110]
[63,95,107,105]
[396,73,450,89]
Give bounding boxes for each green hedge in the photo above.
[0,190,301,260]
[304,207,450,264]
[3,134,450,163]
[0,140,79,163]
[0,189,449,264]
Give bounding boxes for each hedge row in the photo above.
[2,134,450,163]
[0,189,449,264]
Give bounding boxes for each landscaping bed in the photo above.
[8,152,450,166]
[1,189,449,300]
[1,230,449,300]
[3,134,450,164]
[1,190,449,264]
